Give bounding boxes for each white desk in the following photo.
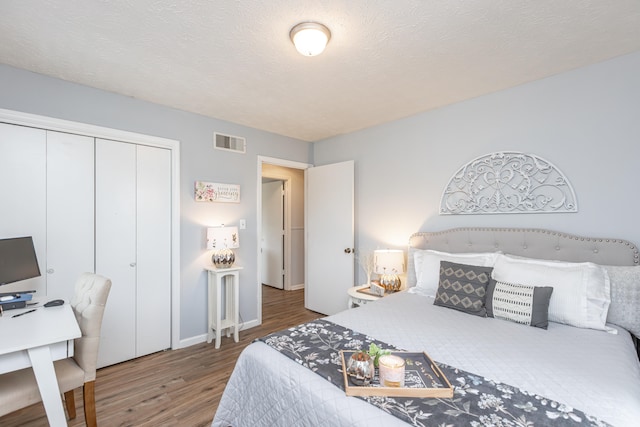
[204,265,242,349]
[0,304,81,426]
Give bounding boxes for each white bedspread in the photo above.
[213,292,640,427]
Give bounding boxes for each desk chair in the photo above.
[0,273,111,426]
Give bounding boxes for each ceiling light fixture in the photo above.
[290,22,331,57]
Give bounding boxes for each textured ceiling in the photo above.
[1,1,640,142]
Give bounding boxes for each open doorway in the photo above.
[261,164,305,291]
[257,157,311,325]
[261,177,285,289]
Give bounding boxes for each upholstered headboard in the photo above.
[407,227,639,288]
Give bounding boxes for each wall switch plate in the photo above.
[239,219,246,229]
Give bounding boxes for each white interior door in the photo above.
[136,145,172,356]
[305,160,354,315]
[262,180,284,289]
[46,131,95,301]
[0,123,46,294]
[96,139,137,367]
[0,126,94,299]
[96,140,172,367]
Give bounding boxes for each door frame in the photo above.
[256,156,311,325]
[0,108,182,351]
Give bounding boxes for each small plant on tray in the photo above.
[367,343,391,367]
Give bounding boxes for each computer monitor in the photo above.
[0,236,41,286]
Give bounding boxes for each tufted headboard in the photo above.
[407,227,639,288]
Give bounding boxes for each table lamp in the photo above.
[207,225,239,268]
[374,249,405,292]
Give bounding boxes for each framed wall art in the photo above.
[195,181,240,203]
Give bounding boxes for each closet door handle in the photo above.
[47,268,55,274]
[130,262,137,267]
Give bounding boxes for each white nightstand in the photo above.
[204,265,243,349]
[347,284,383,309]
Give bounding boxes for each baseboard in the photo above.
[240,318,260,330]
[289,283,305,291]
[178,334,208,349]
[177,318,261,349]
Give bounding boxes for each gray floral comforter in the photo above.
[259,319,610,427]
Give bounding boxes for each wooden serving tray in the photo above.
[340,350,454,398]
[355,286,385,297]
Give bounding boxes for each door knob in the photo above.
[130,262,137,267]
[47,268,55,274]
[344,248,353,253]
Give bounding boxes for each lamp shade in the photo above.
[207,226,239,250]
[374,249,404,275]
[374,249,404,292]
[290,22,331,56]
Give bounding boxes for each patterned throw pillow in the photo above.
[603,266,640,337]
[486,279,554,329]
[412,249,500,297]
[434,261,492,317]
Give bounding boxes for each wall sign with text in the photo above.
[195,181,240,203]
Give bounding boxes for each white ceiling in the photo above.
[1,1,640,142]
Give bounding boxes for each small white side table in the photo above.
[205,265,243,349]
[347,284,383,309]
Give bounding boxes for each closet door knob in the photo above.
[344,248,352,254]
[130,262,137,267]
[47,268,55,274]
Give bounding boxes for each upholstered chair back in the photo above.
[69,272,111,383]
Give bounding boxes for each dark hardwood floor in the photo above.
[0,285,322,426]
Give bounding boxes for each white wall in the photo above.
[313,51,640,284]
[0,64,312,343]
[3,48,639,337]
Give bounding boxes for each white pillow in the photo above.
[492,254,612,332]
[413,249,500,297]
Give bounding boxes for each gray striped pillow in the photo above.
[486,280,553,329]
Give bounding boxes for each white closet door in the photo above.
[136,145,171,356]
[95,138,137,367]
[0,123,47,294]
[46,131,95,301]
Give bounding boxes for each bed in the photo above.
[212,228,640,427]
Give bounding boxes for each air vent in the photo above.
[214,132,246,154]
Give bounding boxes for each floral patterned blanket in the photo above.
[259,319,610,427]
